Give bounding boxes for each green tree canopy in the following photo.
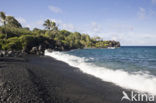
[0,11,7,26]
[6,16,22,28]
[43,19,58,31]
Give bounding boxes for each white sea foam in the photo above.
[45,50,156,95]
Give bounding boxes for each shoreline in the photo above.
[0,55,155,103]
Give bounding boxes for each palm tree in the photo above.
[43,19,58,31]
[43,19,51,30]
[0,11,7,26]
[0,11,7,38]
[51,21,58,31]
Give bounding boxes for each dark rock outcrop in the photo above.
[0,50,23,57]
[30,46,44,55]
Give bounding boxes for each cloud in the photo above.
[97,31,156,46]
[28,20,45,29]
[16,17,26,24]
[16,17,32,28]
[16,17,45,29]
[137,7,155,20]
[110,24,134,33]
[48,5,62,13]
[47,19,75,31]
[90,22,102,35]
[61,24,75,31]
[87,22,156,46]
[36,20,44,26]
[137,7,146,20]
[16,17,41,29]
[152,0,156,4]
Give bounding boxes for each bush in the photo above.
[0,26,35,38]
[3,37,22,50]
[19,35,36,51]
[0,33,5,39]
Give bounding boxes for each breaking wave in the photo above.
[45,50,156,95]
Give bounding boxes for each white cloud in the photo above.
[61,24,75,31]
[16,17,26,24]
[137,7,155,20]
[152,0,156,4]
[16,17,37,29]
[109,24,134,33]
[48,5,62,13]
[36,20,44,26]
[25,24,31,28]
[16,17,45,29]
[16,17,33,28]
[84,22,156,46]
[137,7,146,20]
[97,31,156,46]
[48,19,76,31]
[28,20,45,29]
[91,22,102,34]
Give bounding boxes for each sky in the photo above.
[0,0,156,46]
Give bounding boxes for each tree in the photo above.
[60,30,71,36]
[6,16,22,28]
[23,27,30,30]
[0,12,22,39]
[0,12,7,26]
[43,19,58,31]
[43,19,51,30]
[51,21,58,31]
[0,11,7,38]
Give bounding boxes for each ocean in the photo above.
[45,46,156,95]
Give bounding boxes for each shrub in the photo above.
[2,37,22,50]
[19,35,36,51]
[0,33,5,39]
[0,26,35,38]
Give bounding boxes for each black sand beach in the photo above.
[0,56,155,103]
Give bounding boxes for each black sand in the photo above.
[0,56,155,103]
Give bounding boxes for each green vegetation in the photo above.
[0,11,120,53]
